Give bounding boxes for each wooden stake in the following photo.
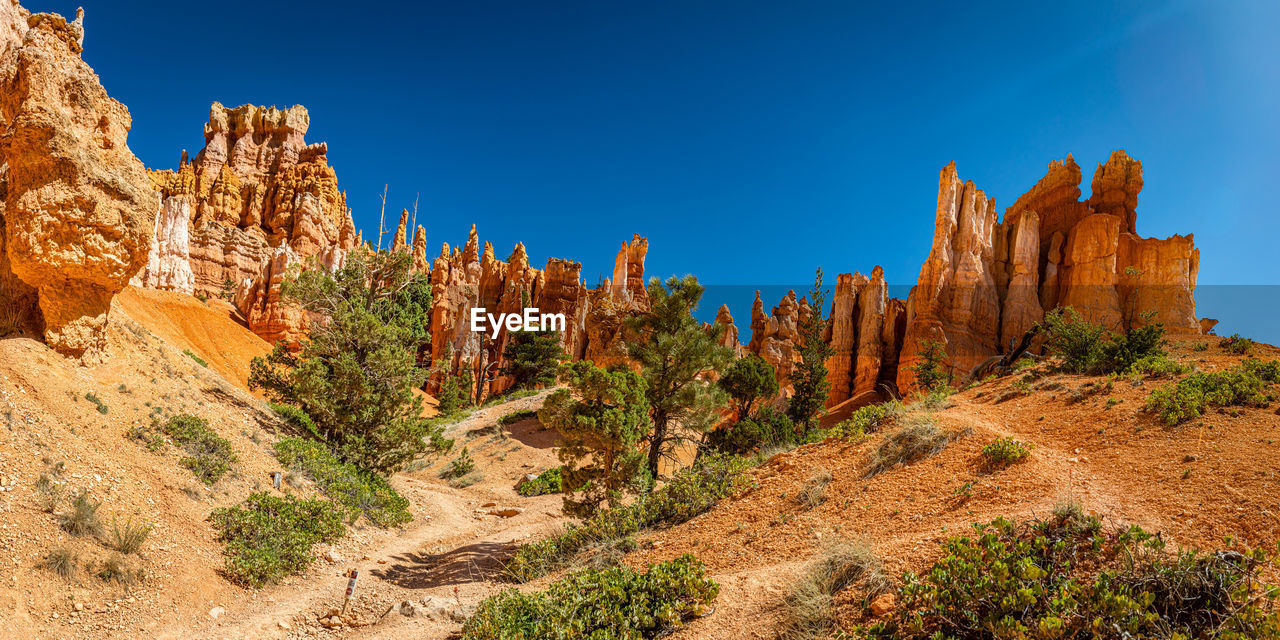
[341,569,360,614]
[376,185,388,251]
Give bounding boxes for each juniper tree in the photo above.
[623,275,733,480]
[248,249,451,475]
[538,361,650,516]
[718,355,779,420]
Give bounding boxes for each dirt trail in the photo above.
[196,391,573,640]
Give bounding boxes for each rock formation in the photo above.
[0,5,157,359]
[136,102,359,345]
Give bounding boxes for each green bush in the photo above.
[1220,333,1255,355]
[981,437,1032,468]
[464,554,718,640]
[505,453,753,582]
[441,447,476,479]
[1127,352,1190,378]
[718,355,780,418]
[273,437,411,527]
[1146,360,1279,425]
[863,511,1280,639]
[136,414,237,484]
[84,392,108,415]
[830,402,902,440]
[209,492,344,587]
[59,490,102,536]
[269,403,321,439]
[1043,307,1168,374]
[706,406,797,455]
[517,467,563,497]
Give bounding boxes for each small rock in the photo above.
[1067,457,1079,463]
[399,600,426,618]
[870,593,896,616]
[488,507,524,518]
[73,603,84,612]
[208,606,226,620]
[323,550,343,564]
[480,502,496,508]
[278,620,291,630]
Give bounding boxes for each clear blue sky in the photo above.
[44,1,1280,331]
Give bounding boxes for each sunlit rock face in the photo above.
[0,6,157,359]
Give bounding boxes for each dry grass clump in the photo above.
[107,516,151,554]
[781,541,889,640]
[864,416,962,478]
[799,468,833,510]
[44,547,77,579]
[59,491,103,537]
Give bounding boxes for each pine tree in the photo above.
[623,275,733,480]
[501,330,564,390]
[787,267,833,434]
[249,249,451,475]
[538,361,650,516]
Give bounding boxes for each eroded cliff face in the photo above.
[135,102,359,345]
[0,5,157,359]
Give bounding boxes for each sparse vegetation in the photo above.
[865,418,959,478]
[863,509,1280,639]
[44,547,77,579]
[705,406,798,455]
[182,349,208,367]
[269,402,321,439]
[505,453,753,582]
[1146,358,1280,425]
[133,414,237,484]
[830,401,902,439]
[97,554,142,585]
[84,392,109,414]
[107,516,152,554]
[1220,333,1255,354]
[1128,352,1190,378]
[464,554,718,640]
[59,490,103,537]
[781,542,888,640]
[1192,341,1209,351]
[209,492,345,587]
[981,436,1032,468]
[517,467,563,497]
[441,447,476,480]
[34,473,61,513]
[799,468,833,510]
[274,437,412,527]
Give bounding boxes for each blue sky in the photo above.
[45,1,1280,333]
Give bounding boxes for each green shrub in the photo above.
[269,403,321,439]
[862,512,1280,639]
[183,349,209,367]
[706,406,797,455]
[864,419,958,478]
[517,467,563,497]
[499,329,564,391]
[830,402,902,439]
[781,542,888,640]
[1220,333,1254,355]
[138,414,237,484]
[718,355,780,418]
[84,392,108,415]
[1192,341,1209,352]
[1146,360,1279,425]
[273,437,411,527]
[498,409,537,426]
[981,437,1032,468]
[441,447,476,479]
[1127,352,1190,378]
[464,554,718,640]
[505,453,753,582]
[59,491,102,536]
[209,492,344,587]
[1043,307,1168,374]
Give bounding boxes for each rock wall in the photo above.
[0,5,157,359]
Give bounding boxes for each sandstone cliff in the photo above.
[0,5,156,359]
